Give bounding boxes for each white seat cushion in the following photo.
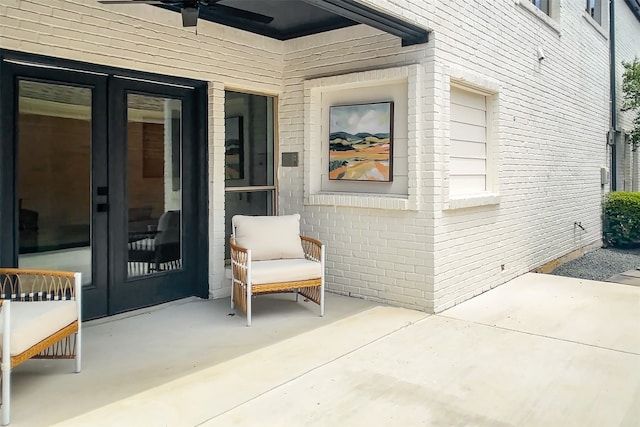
[233,214,305,261]
[0,301,78,356]
[251,259,322,285]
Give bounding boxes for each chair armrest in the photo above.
[300,236,323,262]
[229,237,250,283]
[229,237,249,258]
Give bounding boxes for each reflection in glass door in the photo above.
[17,81,92,285]
[126,94,182,277]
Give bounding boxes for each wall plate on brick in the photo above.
[282,152,299,167]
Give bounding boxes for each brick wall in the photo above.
[281,0,610,312]
[615,1,640,190]
[429,0,610,311]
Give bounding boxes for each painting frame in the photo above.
[328,101,394,182]
[225,116,244,180]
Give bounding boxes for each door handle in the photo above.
[96,203,109,212]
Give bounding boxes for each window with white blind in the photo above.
[450,86,488,195]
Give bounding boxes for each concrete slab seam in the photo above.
[436,314,640,356]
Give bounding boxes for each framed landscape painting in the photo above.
[328,101,394,182]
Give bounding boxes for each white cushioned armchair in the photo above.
[0,268,81,425]
[230,214,325,326]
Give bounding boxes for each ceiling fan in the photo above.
[98,0,274,28]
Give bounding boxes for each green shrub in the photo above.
[603,191,640,247]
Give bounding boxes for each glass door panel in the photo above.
[126,94,183,278]
[17,80,92,285]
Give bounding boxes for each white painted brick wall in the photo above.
[282,0,610,312]
[429,0,612,311]
[614,1,640,190]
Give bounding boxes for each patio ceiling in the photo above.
[158,0,429,46]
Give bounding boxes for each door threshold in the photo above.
[86,296,204,327]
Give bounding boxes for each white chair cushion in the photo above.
[0,301,77,356]
[233,214,305,261]
[251,259,322,285]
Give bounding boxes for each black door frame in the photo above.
[108,76,201,314]
[0,49,209,319]
[0,59,111,318]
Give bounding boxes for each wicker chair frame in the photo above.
[0,268,81,425]
[230,235,325,326]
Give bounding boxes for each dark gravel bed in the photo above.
[550,247,640,281]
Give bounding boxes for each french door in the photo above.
[0,53,208,319]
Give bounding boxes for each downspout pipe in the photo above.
[610,0,617,191]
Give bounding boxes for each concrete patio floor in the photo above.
[8,273,640,426]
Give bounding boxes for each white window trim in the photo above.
[582,0,609,40]
[582,11,609,38]
[443,66,501,211]
[303,65,422,211]
[516,0,562,35]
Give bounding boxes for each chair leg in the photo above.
[2,300,10,426]
[320,245,325,317]
[320,290,325,317]
[246,285,252,327]
[230,278,235,310]
[2,362,10,426]
[295,288,299,302]
[75,331,82,373]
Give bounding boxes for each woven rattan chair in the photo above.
[230,214,325,326]
[128,210,181,275]
[0,268,82,425]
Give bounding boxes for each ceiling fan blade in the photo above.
[97,0,182,4]
[98,1,160,3]
[211,4,274,24]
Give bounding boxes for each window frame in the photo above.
[223,90,278,261]
[586,0,603,24]
[443,67,501,211]
[583,0,609,36]
[531,0,550,16]
[518,0,562,34]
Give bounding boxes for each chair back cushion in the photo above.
[232,214,305,261]
[156,210,181,245]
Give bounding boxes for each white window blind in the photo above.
[450,87,488,195]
